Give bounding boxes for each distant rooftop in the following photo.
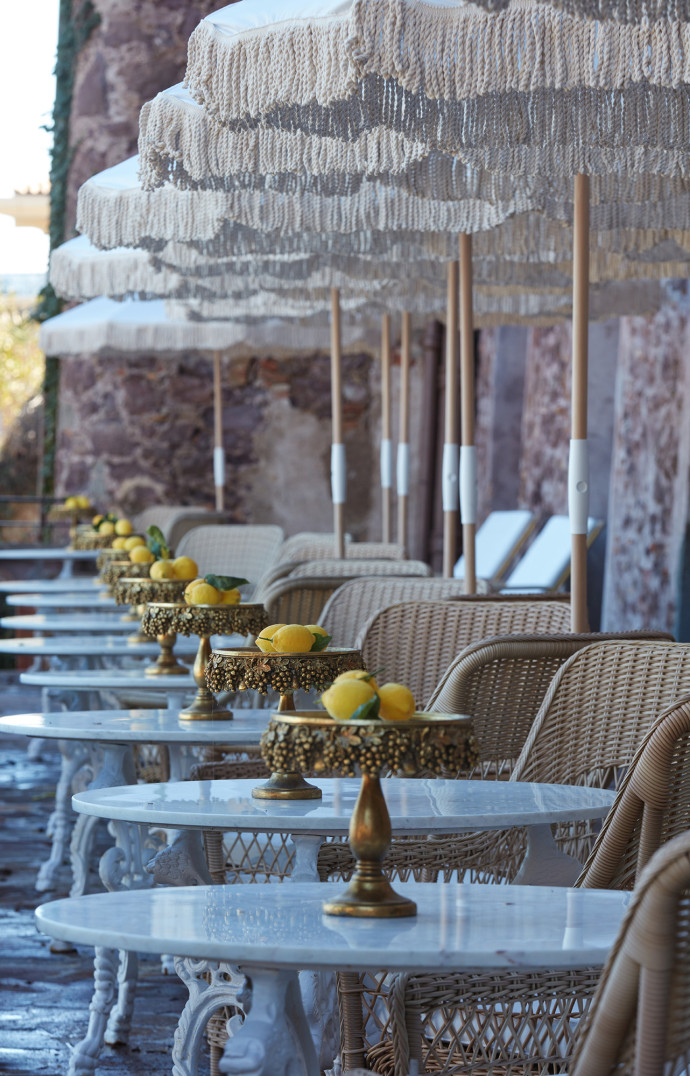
[0,191,50,233]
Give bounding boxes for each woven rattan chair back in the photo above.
[319,579,492,648]
[572,831,690,1076]
[577,694,690,892]
[175,524,284,596]
[357,598,573,708]
[261,576,351,626]
[276,533,406,565]
[511,640,690,791]
[166,511,228,550]
[428,630,674,779]
[289,558,432,579]
[131,505,208,542]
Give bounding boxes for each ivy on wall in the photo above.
[34,0,101,498]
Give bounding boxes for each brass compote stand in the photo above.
[262,711,479,917]
[113,577,187,667]
[71,526,118,551]
[142,603,269,720]
[99,559,151,596]
[206,646,362,799]
[49,504,93,545]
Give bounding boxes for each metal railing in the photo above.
[0,495,65,546]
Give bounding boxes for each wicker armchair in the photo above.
[276,535,406,565]
[357,598,573,708]
[385,699,690,1076]
[175,524,284,597]
[319,578,474,648]
[166,511,228,550]
[261,575,353,626]
[428,630,674,779]
[346,647,690,1075]
[131,505,209,541]
[289,558,432,579]
[571,830,690,1076]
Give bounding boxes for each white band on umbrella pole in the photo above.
[442,443,459,512]
[331,443,346,505]
[568,438,590,535]
[380,439,393,489]
[459,446,477,525]
[397,443,410,496]
[213,446,226,488]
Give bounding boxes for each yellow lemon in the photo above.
[92,514,104,527]
[187,582,220,605]
[172,556,199,581]
[64,496,77,508]
[321,679,377,721]
[377,682,416,722]
[255,623,285,653]
[76,495,90,509]
[112,536,128,550]
[129,545,155,564]
[333,668,379,692]
[272,624,317,653]
[184,578,204,602]
[306,624,328,639]
[150,559,177,581]
[98,521,116,537]
[115,518,133,536]
[124,535,146,551]
[219,588,241,605]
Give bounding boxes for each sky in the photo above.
[0,0,59,275]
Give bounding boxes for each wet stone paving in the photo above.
[0,673,191,1075]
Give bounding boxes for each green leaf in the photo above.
[204,574,249,591]
[146,525,170,561]
[310,633,332,652]
[350,695,381,721]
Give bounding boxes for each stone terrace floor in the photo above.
[0,672,192,1075]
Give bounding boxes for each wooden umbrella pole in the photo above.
[330,287,346,558]
[397,310,411,553]
[459,233,476,594]
[380,314,393,543]
[443,261,460,578]
[570,174,591,632]
[212,351,225,512]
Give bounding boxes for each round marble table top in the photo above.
[0,548,98,561]
[0,709,269,745]
[0,577,101,593]
[0,635,197,657]
[6,592,118,609]
[1,613,138,633]
[36,882,630,972]
[20,668,193,689]
[72,777,615,834]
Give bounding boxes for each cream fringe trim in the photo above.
[39,307,383,359]
[138,92,427,189]
[184,0,690,131]
[467,0,690,24]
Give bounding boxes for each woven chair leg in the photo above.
[337,971,367,1071]
[203,830,227,885]
[209,1042,222,1076]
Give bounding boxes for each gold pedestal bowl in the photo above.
[113,577,188,668]
[262,711,479,917]
[99,559,151,593]
[96,547,123,572]
[49,504,93,545]
[71,527,117,551]
[143,603,269,720]
[206,646,363,799]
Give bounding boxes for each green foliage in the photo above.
[350,695,381,721]
[33,0,101,497]
[0,299,45,447]
[146,525,170,560]
[310,633,332,652]
[204,574,250,591]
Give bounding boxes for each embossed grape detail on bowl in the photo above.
[206,646,362,799]
[113,577,188,668]
[142,603,269,720]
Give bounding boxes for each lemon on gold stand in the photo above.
[206,646,363,798]
[142,603,269,719]
[262,711,479,917]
